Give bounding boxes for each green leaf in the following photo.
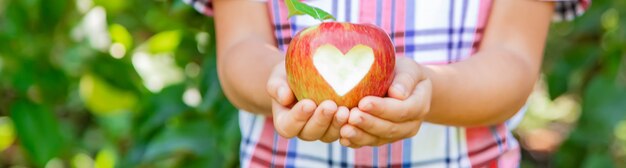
[144,8,186,32]
[95,147,117,168]
[555,133,587,167]
[97,111,132,140]
[197,44,223,113]
[61,43,96,76]
[197,19,223,113]
[284,0,335,21]
[135,84,189,139]
[581,152,615,168]
[147,30,182,54]
[79,74,138,115]
[109,24,134,50]
[39,0,67,31]
[93,0,128,14]
[576,75,626,143]
[10,58,36,95]
[10,99,65,166]
[545,61,570,100]
[37,66,69,105]
[142,119,212,162]
[0,117,15,152]
[142,116,239,168]
[89,54,143,93]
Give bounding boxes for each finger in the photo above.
[339,138,363,148]
[273,99,316,138]
[388,73,416,100]
[348,108,420,139]
[267,79,295,106]
[320,106,350,143]
[340,125,384,147]
[335,106,350,125]
[388,58,423,100]
[358,79,432,122]
[299,100,337,141]
[339,138,358,148]
[266,63,295,106]
[358,96,412,122]
[266,79,295,106]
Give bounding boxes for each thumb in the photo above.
[267,80,295,106]
[277,86,296,106]
[388,58,425,100]
[267,62,296,106]
[388,71,418,100]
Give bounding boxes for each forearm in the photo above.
[423,48,539,126]
[218,38,282,115]
[422,0,553,126]
[213,0,279,115]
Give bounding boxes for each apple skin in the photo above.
[286,22,396,108]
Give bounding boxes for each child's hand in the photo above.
[267,61,349,142]
[339,57,432,148]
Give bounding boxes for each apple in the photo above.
[286,22,396,108]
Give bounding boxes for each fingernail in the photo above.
[336,109,348,122]
[341,139,351,146]
[277,87,287,101]
[346,128,356,138]
[324,108,336,117]
[301,103,313,113]
[363,103,372,111]
[351,115,362,124]
[393,84,406,97]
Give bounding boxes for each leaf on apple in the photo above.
[285,0,336,21]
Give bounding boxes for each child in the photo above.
[185,0,589,167]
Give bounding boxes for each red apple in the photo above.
[286,22,395,108]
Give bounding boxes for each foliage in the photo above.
[0,0,624,167]
[0,0,239,167]
[529,0,626,167]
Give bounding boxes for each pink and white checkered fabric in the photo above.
[186,0,590,167]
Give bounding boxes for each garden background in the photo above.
[0,0,625,167]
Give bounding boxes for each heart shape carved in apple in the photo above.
[312,44,374,96]
[285,22,395,108]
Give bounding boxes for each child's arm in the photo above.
[342,0,555,147]
[423,0,554,126]
[213,0,281,115]
[214,0,348,142]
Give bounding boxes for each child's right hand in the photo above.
[266,61,349,142]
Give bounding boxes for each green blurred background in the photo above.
[0,0,624,167]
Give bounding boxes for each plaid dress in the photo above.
[185,0,590,167]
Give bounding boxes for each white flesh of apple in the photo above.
[312,44,375,96]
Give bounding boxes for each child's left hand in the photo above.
[339,57,432,148]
